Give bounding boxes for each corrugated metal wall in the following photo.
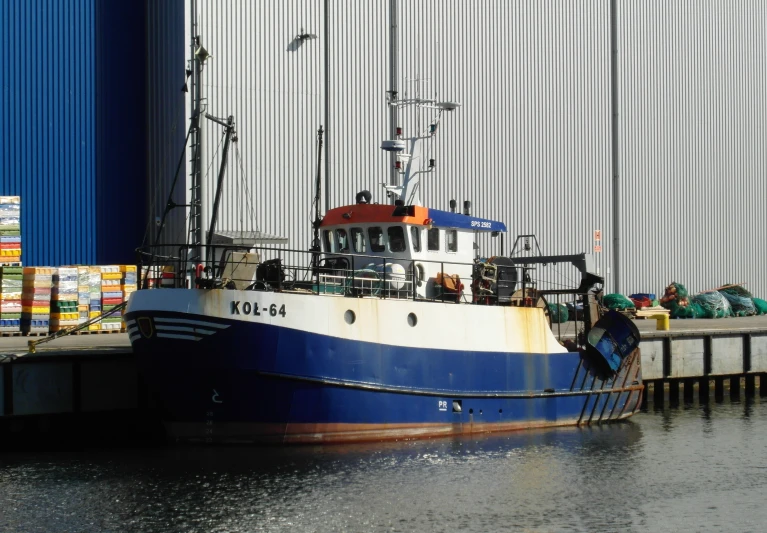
[175,0,767,297]
[619,0,767,297]
[196,1,325,261]
[95,0,147,264]
[191,0,612,290]
[0,0,97,266]
[145,0,187,254]
[0,0,157,266]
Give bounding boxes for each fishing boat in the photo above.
[125,47,643,446]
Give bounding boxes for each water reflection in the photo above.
[1,400,766,532]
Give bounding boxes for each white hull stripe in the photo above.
[129,333,141,343]
[156,332,202,341]
[125,319,136,327]
[154,317,230,329]
[156,325,216,335]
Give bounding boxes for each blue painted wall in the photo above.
[95,0,147,264]
[0,0,97,266]
[0,0,177,266]
[145,0,187,251]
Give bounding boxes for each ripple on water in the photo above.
[1,400,766,532]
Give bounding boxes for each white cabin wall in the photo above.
[185,0,767,298]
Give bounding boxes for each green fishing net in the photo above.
[720,284,753,298]
[665,299,703,319]
[661,282,702,318]
[547,302,569,323]
[720,291,756,316]
[691,292,732,319]
[753,298,767,315]
[603,294,635,310]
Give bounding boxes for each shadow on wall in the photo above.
[287,29,318,52]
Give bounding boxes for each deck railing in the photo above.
[135,244,596,331]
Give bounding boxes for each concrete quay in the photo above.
[0,332,155,448]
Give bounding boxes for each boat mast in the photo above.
[204,114,236,267]
[188,0,204,266]
[381,99,459,206]
[311,125,325,272]
[388,0,399,202]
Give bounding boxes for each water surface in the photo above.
[1,400,765,532]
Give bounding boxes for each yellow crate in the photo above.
[1,292,21,300]
[89,324,101,331]
[121,284,137,291]
[89,311,102,318]
[22,306,50,314]
[51,312,78,320]
[119,265,137,273]
[101,272,123,280]
[78,304,88,312]
[0,250,20,257]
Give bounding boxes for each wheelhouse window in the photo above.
[322,230,333,252]
[351,227,366,253]
[427,228,440,251]
[410,226,421,252]
[336,229,350,252]
[446,229,458,252]
[388,226,406,253]
[368,226,385,252]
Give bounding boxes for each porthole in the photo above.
[407,312,418,327]
[344,310,356,325]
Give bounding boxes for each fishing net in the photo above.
[660,282,703,319]
[547,302,569,323]
[691,292,732,319]
[664,299,703,319]
[720,290,756,316]
[603,294,635,310]
[753,298,767,315]
[720,285,753,298]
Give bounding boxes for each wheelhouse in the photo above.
[319,202,506,300]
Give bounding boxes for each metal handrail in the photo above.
[134,242,590,310]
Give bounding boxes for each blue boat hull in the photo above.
[126,309,644,444]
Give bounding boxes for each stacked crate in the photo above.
[21,267,53,334]
[88,266,102,331]
[121,265,137,300]
[121,265,137,331]
[0,266,23,333]
[77,266,90,325]
[100,266,124,331]
[0,196,21,266]
[50,267,78,332]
